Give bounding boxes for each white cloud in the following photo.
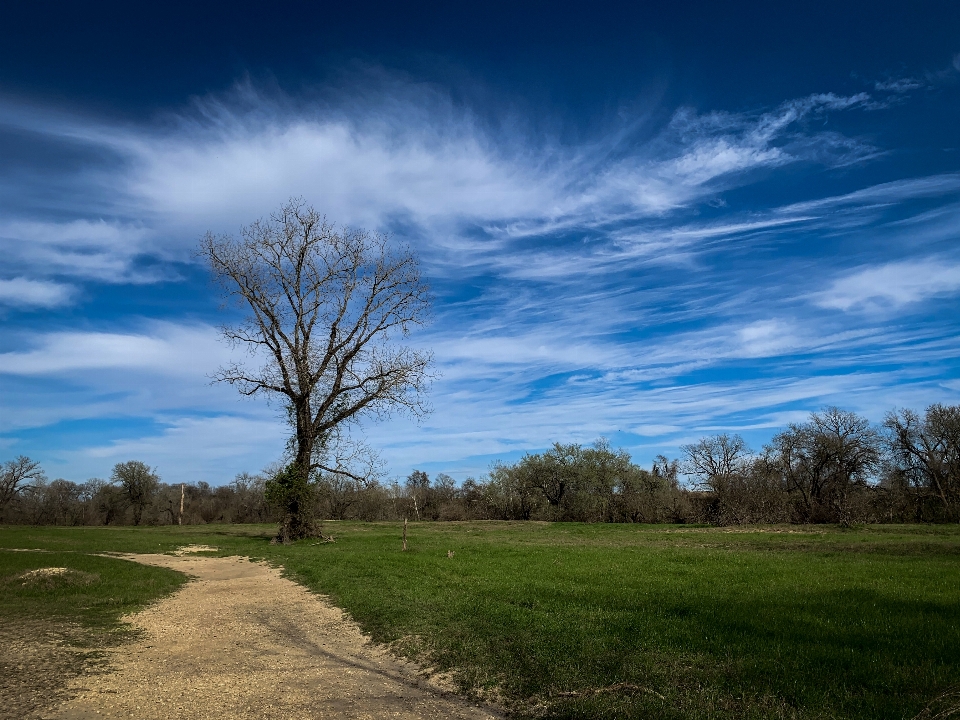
[0,278,74,308]
[0,82,881,289]
[0,219,160,283]
[0,323,229,376]
[0,218,140,249]
[778,174,960,215]
[49,415,287,484]
[735,320,799,357]
[813,259,960,311]
[875,78,923,93]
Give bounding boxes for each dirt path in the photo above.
[44,554,499,720]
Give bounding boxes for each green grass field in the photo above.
[2,522,958,719]
[0,550,186,630]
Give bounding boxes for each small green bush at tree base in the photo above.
[265,462,321,543]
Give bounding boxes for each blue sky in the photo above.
[1,1,959,484]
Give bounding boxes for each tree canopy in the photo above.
[200,199,432,541]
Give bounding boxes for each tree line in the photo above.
[2,404,957,527]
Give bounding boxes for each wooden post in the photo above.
[179,483,184,526]
[402,517,408,551]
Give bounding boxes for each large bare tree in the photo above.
[200,199,432,541]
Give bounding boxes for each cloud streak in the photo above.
[1,73,958,482]
[0,323,228,376]
[812,259,960,312]
[0,278,74,308]
[0,80,881,284]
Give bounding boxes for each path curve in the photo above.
[45,554,499,720]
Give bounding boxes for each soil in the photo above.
[0,619,107,720]
[34,553,500,720]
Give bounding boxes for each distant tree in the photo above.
[525,443,585,518]
[884,404,960,522]
[230,472,272,523]
[96,481,128,525]
[652,454,680,486]
[485,461,542,520]
[578,440,636,522]
[769,408,880,524]
[681,434,751,491]
[0,456,45,515]
[77,479,107,525]
[434,472,456,495]
[430,473,460,520]
[318,473,361,520]
[456,477,484,519]
[405,470,430,520]
[614,466,662,523]
[111,461,159,526]
[200,198,432,542]
[681,434,805,525]
[40,479,84,525]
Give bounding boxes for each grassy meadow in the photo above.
[0,546,186,630]
[2,522,959,719]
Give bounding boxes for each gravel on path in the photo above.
[44,554,500,720]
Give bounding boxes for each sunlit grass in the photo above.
[0,549,186,629]
[2,522,958,718]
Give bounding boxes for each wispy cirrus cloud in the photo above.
[0,219,161,283]
[0,278,75,308]
[2,71,959,482]
[812,259,960,312]
[0,78,881,288]
[0,322,228,375]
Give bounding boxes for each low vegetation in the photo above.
[3,405,958,531]
[0,550,185,628]
[2,522,958,719]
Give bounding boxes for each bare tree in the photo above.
[681,434,751,490]
[884,404,960,521]
[405,470,430,521]
[769,407,880,524]
[0,456,45,516]
[200,199,432,541]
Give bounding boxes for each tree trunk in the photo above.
[276,428,321,543]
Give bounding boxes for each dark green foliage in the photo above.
[110,460,160,526]
[265,462,321,542]
[485,441,680,523]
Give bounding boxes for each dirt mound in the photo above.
[10,567,99,590]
